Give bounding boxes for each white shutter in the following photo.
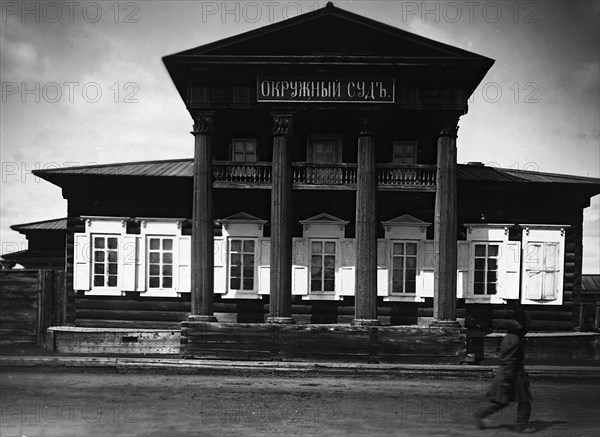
[73,233,91,291]
[135,236,146,292]
[377,239,389,296]
[523,242,544,300]
[339,239,355,296]
[456,241,471,298]
[214,237,227,294]
[177,236,191,293]
[418,240,435,298]
[542,243,559,300]
[498,241,520,300]
[257,238,270,295]
[121,235,137,291]
[292,237,308,295]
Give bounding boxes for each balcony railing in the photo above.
[213,161,436,189]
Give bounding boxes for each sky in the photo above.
[1,0,599,272]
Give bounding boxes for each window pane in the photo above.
[324,242,336,254]
[231,240,241,252]
[94,238,105,249]
[488,245,499,257]
[311,255,321,267]
[324,255,335,268]
[487,271,497,282]
[245,141,256,152]
[406,281,416,293]
[163,265,173,276]
[162,277,173,288]
[487,283,497,295]
[406,269,417,281]
[94,251,104,262]
[150,239,160,250]
[243,265,254,277]
[149,252,160,263]
[243,278,254,290]
[392,257,403,268]
[149,265,160,275]
[94,264,104,274]
[475,245,486,256]
[474,282,485,294]
[108,263,118,274]
[234,141,244,151]
[231,254,241,265]
[231,265,241,277]
[487,258,497,270]
[324,268,335,280]
[474,270,485,282]
[243,240,255,252]
[405,157,416,164]
[233,152,244,161]
[393,243,404,255]
[323,279,335,291]
[243,254,254,265]
[163,239,173,251]
[163,253,173,264]
[94,276,104,286]
[107,275,117,287]
[230,278,241,289]
[311,279,321,292]
[474,259,485,270]
[311,267,322,280]
[405,144,415,154]
[149,277,159,288]
[107,238,118,249]
[108,251,118,262]
[406,243,417,255]
[406,257,416,269]
[312,241,322,253]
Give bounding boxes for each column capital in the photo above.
[271,112,294,137]
[358,116,374,137]
[439,122,459,138]
[191,111,215,136]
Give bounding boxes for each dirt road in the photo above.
[1,368,598,436]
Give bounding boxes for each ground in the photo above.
[0,368,598,437]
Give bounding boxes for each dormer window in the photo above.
[392,141,418,164]
[232,138,257,162]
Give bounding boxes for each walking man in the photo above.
[476,306,535,433]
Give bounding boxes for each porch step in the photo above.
[46,327,180,355]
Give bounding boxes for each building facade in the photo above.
[7,4,599,337]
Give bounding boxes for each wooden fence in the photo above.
[0,269,66,346]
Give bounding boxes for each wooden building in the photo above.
[5,3,600,359]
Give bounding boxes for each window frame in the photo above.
[90,233,121,292]
[231,138,257,162]
[227,237,258,293]
[146,235,176,292]
[390,240,419,295]
[392,141,418,165]
[306,133,343,163]
[472,241,501,296]
[309,238,338,294]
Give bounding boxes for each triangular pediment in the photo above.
[382,214,430,227]
[299,213,349,225]
[218,212,267,224]
[173,4,489,59]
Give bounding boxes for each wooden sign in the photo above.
[257,77,395,103]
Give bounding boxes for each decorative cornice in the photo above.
[439,122,458,137]
[358,116,374,136]
[271,113,293,136]
[191,111,215,135]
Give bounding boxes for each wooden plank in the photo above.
[76,319,182,329]
[75,309,189,322]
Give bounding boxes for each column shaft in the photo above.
[433,124,458,325]
[268,113,294,323]
[353,118,380,326]
[190,112,217,322]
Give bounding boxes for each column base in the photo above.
[429,320,461,328]
[188,314,218,322]
[351,318,381,326]
[266,316,295,324]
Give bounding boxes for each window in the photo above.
[523,242,560,300]
[392,141,418,164]
[232,139,256,162]
[473,243,499,295]
[391,241,418,293]
[147,236,174,289]
[310,240,336,292]
[92,235,119,288]
[229,239,255,291]
[307,134,342,163]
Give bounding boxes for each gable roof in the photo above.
[381,214,431,227]
[11,218,67,233]
[299,212,349,225]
